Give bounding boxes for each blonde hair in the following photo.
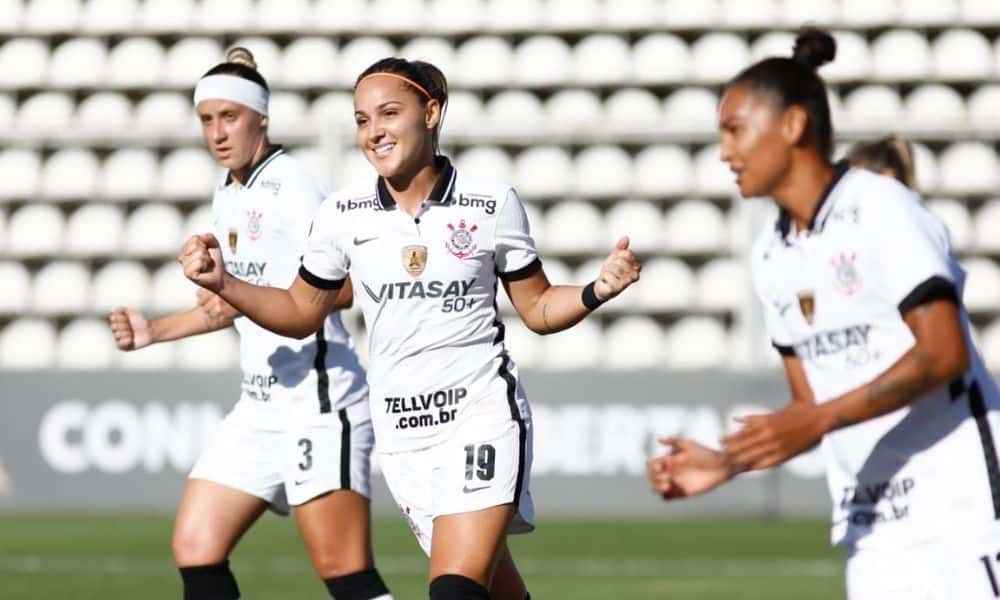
[847,134,917,190]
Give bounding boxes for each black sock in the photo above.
[324,568,391,599]
[178,560,240,600]
[525,594,531,600]
[429,574,490,599]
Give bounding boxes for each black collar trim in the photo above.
[776,160,850,239]
[226,144,285,188]
[375,156,456,211]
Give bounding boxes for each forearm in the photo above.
[216,273,325,339]
[149,307,233,344]
[522,284,592,334]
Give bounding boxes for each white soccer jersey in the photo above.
[300,157,537,452]
[751,163,1000,551]
[212,146,368,415]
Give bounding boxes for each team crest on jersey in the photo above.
[228,228,238,254]
[830,251,863,296]
[402,245,428,277]
[445,220,478,259]
[797,290,816,325]
[246,210,263,241]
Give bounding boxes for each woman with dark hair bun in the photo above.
[650,28,1000,600]
[110,47,393,600]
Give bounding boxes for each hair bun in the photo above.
[226,46,257,70]
[793,28,836,70]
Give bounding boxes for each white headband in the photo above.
[193,74,269,116]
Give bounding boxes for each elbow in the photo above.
[941,345,970,382]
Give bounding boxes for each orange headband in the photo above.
[357,72,433,100]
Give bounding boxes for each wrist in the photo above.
[581,281,606,310]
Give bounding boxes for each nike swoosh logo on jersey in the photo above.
[777,302,793,316]
[462,485,489,493]
[353,236,378,246]
[293,479,311,486]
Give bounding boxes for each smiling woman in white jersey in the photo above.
[177,57,641,600]
[647,29,1000,600]
[108,48,393,600]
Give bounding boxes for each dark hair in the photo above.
[725,28,836,158]
[201,46,269,91]
[847,134,917,190]
[355,57,449,149]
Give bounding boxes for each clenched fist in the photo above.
[594,236,641,301]
[108,306,151,351]
[179,233,224,292]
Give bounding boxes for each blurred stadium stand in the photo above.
[2,0,1000,371]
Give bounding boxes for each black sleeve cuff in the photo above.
[898,275,958,316]
[773,342,796,357]
[298,265,345,290]
[499,257,542,282]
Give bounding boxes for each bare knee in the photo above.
[309,547,372,580]
[172,521,230,567]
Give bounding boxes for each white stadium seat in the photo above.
[925,199,973,251]
[632,34,691,85]
[165,38,224,88]
[871,30,932,81]
[427,0,486,33]
[151,261,196,312]
[572,258,606,287]
[106,38,165,88]
[605,316,666,370]
[932,29,993,80]
[442,91,484,136]
[545,0,600,31]
[309,91,356,135]
[900,0,959,25]
[0,0,22,33]
[541,319,602,370]
[968,85,1000,128]
[633,145,694,197]
[16,92,74,132]
[0,208,5,251]
[135,92,194,133]
[839,0,897,26]
[42,149,100,200]
[694,144,735,197]
[663,87,718,135]
[938,142,999,194]
[267,92,309,136]
[544,89,603,134]
[750,32,796,63]
[691,33,750,84]
[47,38,107,87]
[912,143,940,193]
[370,0,425,33]
[0,319,57,369]
[455,146,513,184]
[336,37,396,87]
[177,329,240,370]
[399,37,457,77]
[604,89,662,134]
[32,261,91,315]
[0,262,31,314]
[77,92,133,131]
[696,259,747,310]
[513,146,574,199]
[664,200,727,254]
[513,36,573,86]
[604,200,663,253]
[157,148,220,199]
[573,35,631,85]
[666,317,728,369]
[455,37,513,88]
[311,0,367,33]
[0,93,14,128]
[0,149,41,200]
[82,0,139,33]
[196,0,252,32]
[604,0,662,30]
[573,145,633,198]
[961,0,1000,25]
[823,31,871,83]
[228,37,281,77]
[542,201,604,253]
[904,85,967,132]
[485,0,542,32]
[963,258,1000,312]
[6,204,63,256]
[58,318,116,369]
[140,0,193,32]
[780,0,839,27]
[484,91,544,136]
[974,200,1000,252]
[634,258,695,310]
[663,0,720,27]
[0,38,49,88]
[842,85,903,132]
[982,320,1000,373]
[101,149,158,200]
[183,204,215,238]
[280,37,337,87]
[24,0,81,33]
[92,260,151,312]
[65,204,125,256]
[335,152,378,188]
[290,146,332,186]
[722,0,779,27]
[253,0,309,32]
[123,204,183,257]
[500,320,542,368]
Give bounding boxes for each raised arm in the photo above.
[108,289,239,351]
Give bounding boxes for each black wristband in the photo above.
[581,281,605,311]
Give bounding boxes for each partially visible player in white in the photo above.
[176,57,641,600]
[108,48,393,600]
[648,29,1000,600]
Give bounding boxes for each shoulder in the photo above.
[842,168,921,223]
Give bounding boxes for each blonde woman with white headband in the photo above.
[108,48,393,600]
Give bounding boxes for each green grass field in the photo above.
[0,513,845,599]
